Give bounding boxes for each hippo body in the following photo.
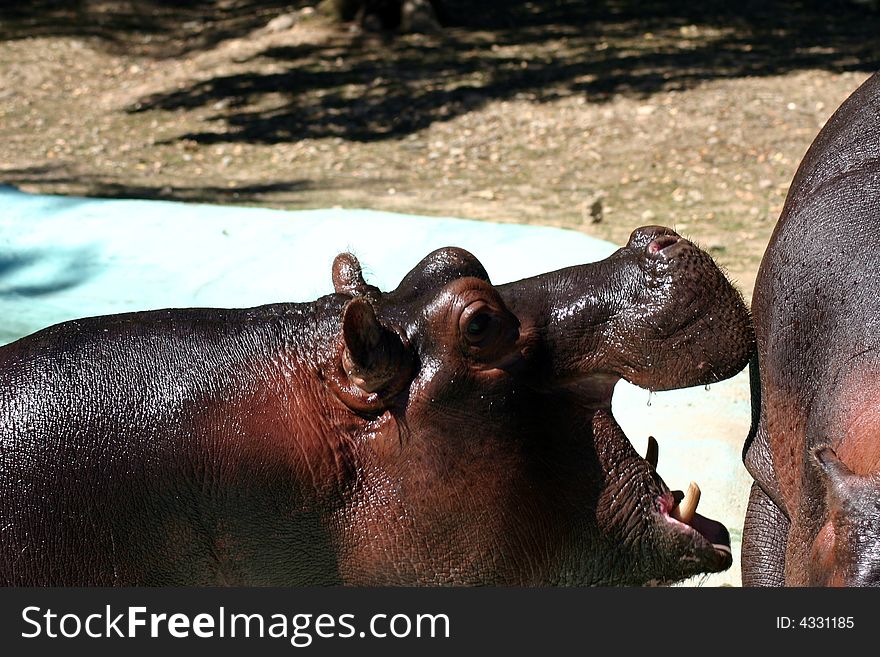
[0,227,752,586]
[743,72,880,586]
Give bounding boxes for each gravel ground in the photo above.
[2,3,878,296]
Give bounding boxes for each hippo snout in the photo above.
[497,225,753,395]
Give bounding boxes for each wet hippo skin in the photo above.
[743,72,880,587]
[1,227,753,586]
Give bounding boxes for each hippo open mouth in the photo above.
[627,233,736,574]
[590,391,734,584]
[535,227,749,583]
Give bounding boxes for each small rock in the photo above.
[264,13,297,33]
[589,198,603,224]
[401,0,441,34]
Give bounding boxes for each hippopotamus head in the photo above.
[316,226,754,585]
[808,446,880,587]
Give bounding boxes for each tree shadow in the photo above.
[125,0,880,143]
[0,0,304,57]
[4,1,880,144]
[2,167,315,203]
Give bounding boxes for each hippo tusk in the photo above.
[672,481,701,524]
[645,436,659,469]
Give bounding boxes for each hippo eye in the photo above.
[459,301,514,353]
[460,304,499,346]
[458,298,519,361]
[466,313,492,337]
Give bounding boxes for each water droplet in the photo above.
[704,384,711,391]
[647,391,653,407]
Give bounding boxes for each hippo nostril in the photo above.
[647,235,680,255]
[627,225,680,251]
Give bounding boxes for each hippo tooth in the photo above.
[645,436,659,469]
[674,481,701,524]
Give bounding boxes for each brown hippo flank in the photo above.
[743,71,880,587]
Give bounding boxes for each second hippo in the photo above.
[743,72,880,587]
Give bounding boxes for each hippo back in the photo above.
[0,305,342,586]
[748,72,880,586]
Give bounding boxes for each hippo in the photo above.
[742,72,880,586]
[0,226,753,586]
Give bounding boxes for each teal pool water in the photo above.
[0,185,616,345]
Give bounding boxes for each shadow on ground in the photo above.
[0,167,315,204]
[4,1,880,142]
[141,1,880,143]
[0,0,299,56]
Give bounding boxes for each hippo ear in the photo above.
[813,445,855,482]
[341,298,410,394]
[333,252,378,297]
[812,445,861,507]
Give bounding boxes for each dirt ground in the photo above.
[2,1,879,298]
